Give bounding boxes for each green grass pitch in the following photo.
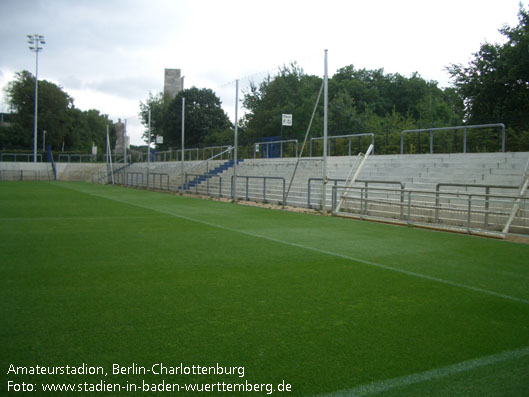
[1,181,528,395]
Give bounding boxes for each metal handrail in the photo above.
[0,153,43,162]
[254,139,299,159]
[232,175,286,209]
[308,177,405,215]
[310,133,375,156]
[331,184,529,235]
[184,173,223,197]
[435,183,519,224]
[147,172,170,191]
[400,123,506,154]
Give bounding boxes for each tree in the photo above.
[242,63,323,144]
[139,92,170,147]
[2,70,114,152]
[3,70,73,150]
[243,64,463,154]
[447,4,529,128]
[140,88,232,149]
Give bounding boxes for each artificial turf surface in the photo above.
[1,181,528,395]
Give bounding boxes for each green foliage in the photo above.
[242,63,323,144]
[2,70,114,151]
[2,182,528,395]
[242,64,464,154]
[139,87,232,150]
[447,4,529,129]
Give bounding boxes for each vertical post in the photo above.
[181,97,185,191]
[33,48,39,162]
[385,126,388,154]
[430,130,433,154]
[463,127,467,153]
[147,109,151,163]
[106,125,114,185]
[124,119,127,165]
[233,79,239,201]
[27,35,45,162]
[407,191,411,225]
[467,195,472,234]
[484,187,490,228]
[322,49,329,213]
[501,124,505,152]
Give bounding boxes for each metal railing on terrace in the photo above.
[331,184,529,236]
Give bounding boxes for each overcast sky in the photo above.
[0,0,523,146]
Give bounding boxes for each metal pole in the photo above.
[147,109,151,163]
[29,35,44,162]
[430,130,433,154]
[322,49,329,213]
[233,79,239,200]
[181,97,185,189]
[124,119,127,165]
[106,125,114,185]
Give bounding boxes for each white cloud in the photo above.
[0,0,523,145]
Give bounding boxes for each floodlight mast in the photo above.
[233,79,239,201]
[181,95,185,189]
[27,34,45,163]
[322,49,329,213]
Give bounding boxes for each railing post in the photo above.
[263,178,267,203]
[360,188,364,219]
[246,177,249,201]
[430,130,434,154]
[399,184,404,220]
[463,128,467,153]
[282,177,285,209]
[484,187,490,228]
[467,194,472,234]
[307,179,312,208]
[407,191,411,225]
[501,124,505,152]
[435,184,441,223]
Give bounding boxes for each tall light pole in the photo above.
[181,76,185,185]
[27,34,45,162]
[322,49,328,213]
[233,79,239,201]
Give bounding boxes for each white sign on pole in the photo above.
[255,144,259,152]
[282,114,292,126]
[156,135,163,144]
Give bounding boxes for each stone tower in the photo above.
[164,68,183,99]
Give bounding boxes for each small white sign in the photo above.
[282,114,292,126]
[156,135,163,144]
[255,144,260,152]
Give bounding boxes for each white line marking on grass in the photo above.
[0,215,164,221]
[63,184,529,306]
[320,346,529,396]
